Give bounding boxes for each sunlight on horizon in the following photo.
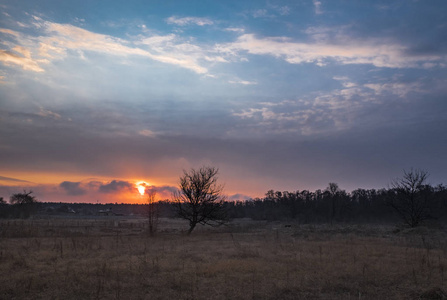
[136,181,149,196]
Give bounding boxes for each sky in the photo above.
[1,0,447,203]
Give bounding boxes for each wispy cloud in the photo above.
[276,6,290,16]
[137,34,176,46]
[333,76,357,88]
[313,0,323,15]
[0,176,31,183]
[0,28,20,37]
[166,16,213,26]
[224,27,245,33]
[37,107,62,120]
[0,17,215,75]
[42,22,208,72]
[364,82,422,98]
[0,47,46,72]
[138,129,157,138]
[252,9,268,18]
[218,33,446,69]
[229,79,257,85]
[231,79,428,137]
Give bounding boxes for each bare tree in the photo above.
[146,191,159,236]
[0,197,7,218]
[389,169,432,227]
[173,166,228,235]
[10,190,37,205]
[10,190,39,218]
[326,182,340,225]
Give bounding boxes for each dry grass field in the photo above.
[1,217,447,299]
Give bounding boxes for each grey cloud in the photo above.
[1,88,446,195]
[59,181,86,196]
[404,41,447,58]
[228,193,252,201]
[1,121,446,198]
[333,2,447,58]
[86,181,102,189]
[145,185,178,199]
[99,180,133,193]
[146,185,177,193]
[0,184,60,202]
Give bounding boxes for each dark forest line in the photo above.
[2,182,447,227]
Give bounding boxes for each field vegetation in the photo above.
[1,217,447,299]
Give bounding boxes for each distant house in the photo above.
[56,204,76,214]
[97,208,116,216]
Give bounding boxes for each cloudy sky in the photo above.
[1,0,446,203]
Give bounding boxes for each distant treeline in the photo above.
[227,185,447,224]
[0,201,175,219]
[1,183,447,224]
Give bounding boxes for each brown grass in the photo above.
[1,218,447,299]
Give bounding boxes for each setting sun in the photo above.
[136,181,149,196]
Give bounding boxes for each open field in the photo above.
[1,217,447,299]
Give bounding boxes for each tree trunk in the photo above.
[187,222,197,235]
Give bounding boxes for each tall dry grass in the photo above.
[1,218,447,299]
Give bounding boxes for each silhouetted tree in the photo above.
[388,169,432,227]
[10,190,37,205]
[0,197,7,218]
[9,190,39,218]
[174,166,228,234]
[146,191,159,236]
[326,183,340,225]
